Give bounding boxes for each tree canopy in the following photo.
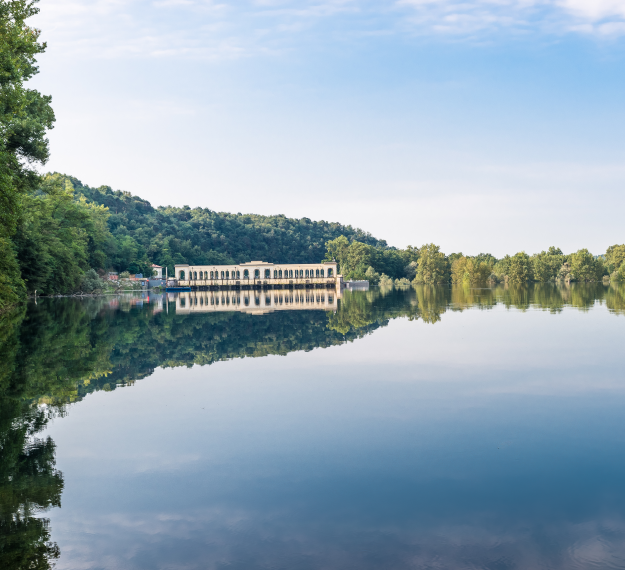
[0,0,54,309]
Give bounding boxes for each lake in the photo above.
[2,283,625,569]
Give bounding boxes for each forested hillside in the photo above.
[66,174,383,273]
[2,172,387,300]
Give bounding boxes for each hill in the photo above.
[65,174,384,273]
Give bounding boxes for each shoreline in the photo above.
[27,289,154,299]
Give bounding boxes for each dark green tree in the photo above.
[0,0,55,308]
[508,252,533,284]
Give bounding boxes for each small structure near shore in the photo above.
[344,280,369,291]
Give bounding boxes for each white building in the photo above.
[175,260,339,288]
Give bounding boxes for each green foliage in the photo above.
[0,0,54,234]
[605,244,625,274]
[0,237,25,310]
[508,252,533,284]
[13,179,116,294]
[345,241,377,279]
[569,249,604,282]
[80,269,105,293]
[324,236,411,280]
[364,266,380,285]
[613,264,625,283]
[0,0,55,308]
[58,175,381,279]
[447,252,464,265]
[474,252,497,266]
[379,274,393,287]
[413,244,449,284]
[489,247,606,285]
[532,248,565,282]
[492,255,510,282]
[413,285,448,323]
[0,404,62,570]
[451,256,492,285]
[404,260,418,281]
[0,304,64,570]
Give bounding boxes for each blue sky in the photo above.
[31,0,625,256]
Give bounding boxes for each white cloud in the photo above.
[558,0,625,21]
[30,0,625,63]
[396,0,625,36]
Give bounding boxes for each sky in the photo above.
[30,0,625,257]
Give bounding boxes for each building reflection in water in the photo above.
[175,290,338,314]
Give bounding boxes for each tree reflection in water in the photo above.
[0,282,623,568]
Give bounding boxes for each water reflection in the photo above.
[0,283,624,569]
[176,289,337,313]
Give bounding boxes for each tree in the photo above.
[451,256,491,285]
[0,0,55,307]
[531,248,564,282]
[365,266,380,285]
[569,249,603,282]
[413,244,449,284]
[493,255,511,283]
[448,252,464,266]
[613,263,625,283]
[345,241,377,280]
[0,237,25,309]
[508,252,533,284]
[451,256,467,284]
[605,244,625,274]
[404,261,418,281]
[13,179,117,294]
[324,235,350,273]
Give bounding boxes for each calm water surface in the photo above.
[2,284,625,569]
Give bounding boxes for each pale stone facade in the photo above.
[175,260,339,287]
[175,289,337,314]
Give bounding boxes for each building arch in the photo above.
[179,270,185,280]
[244,269,249,278]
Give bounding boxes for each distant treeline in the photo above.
[326,238,625,286]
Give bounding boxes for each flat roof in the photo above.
[175,261,337,267]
